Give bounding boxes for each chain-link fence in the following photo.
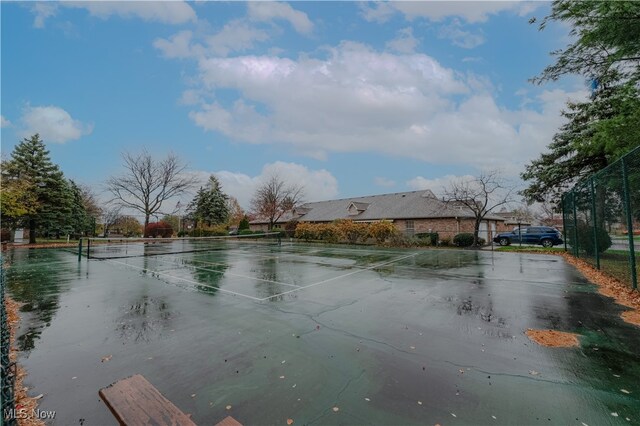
[1,257,18,425]
[562,146,640,289]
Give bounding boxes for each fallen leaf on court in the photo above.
[365,398,370,401]
[147,357,153,360]
[611,412,619,417]
[458,369,464,374]
[451,413,457,417]
[101,355,112,363]
[621,389,630,394]
[33,394,43,400]
[226,405,232,410]
[292,384,296,388]
[613,374,621,377]
[282,360,286,364]
[410,346,415,350]
[72,377,77,380]
[279,376,285,379]
[417,401,422,405]
[581,422,589,426]
[529,370,539,375]
[492,415,497,420]
[286,419,294,425]
[332,407,339,412]
[191,394,196,398]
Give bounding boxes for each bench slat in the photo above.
[99,374,196,426]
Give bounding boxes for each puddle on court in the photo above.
[4,245,640,425]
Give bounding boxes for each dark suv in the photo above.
[493,226,563,248]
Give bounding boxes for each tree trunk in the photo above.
[474,218,481,246]
[144,215,150,237]
[29,217,36,244]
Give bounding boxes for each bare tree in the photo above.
[106,150,196,236]
[250,175,304,230]
[442,170,515,246]
[102,205,122,237]
[536,196,560,227]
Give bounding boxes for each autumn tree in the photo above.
[250,175,304,230]
[102,205,122,237]
[227,196,245,227]
[442,171,515,246]
[106,150,196,237]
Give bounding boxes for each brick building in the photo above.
[250,189,509,241]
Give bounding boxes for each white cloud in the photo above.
[180,40,587,175]
[21,105,93,143]
[153,31,199,59]
[247,2,313,34]
[205,20,270,56]
[438,20,485,49]
[190,162,339,209]
[31,2,58,28]
[1,116,11,128]
[32,1,196,27]
[376,1,543,24]
[386,27,419,54]
[374,177,396,188]
[358,2,396,23]
[65,1,196,25]
[407,174,475,196]
[462,56,483,63]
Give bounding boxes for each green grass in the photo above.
[494,246,565,253]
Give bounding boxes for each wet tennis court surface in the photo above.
[5,243,640,425]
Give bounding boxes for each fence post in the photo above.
[590,178,600,269]
[572,191,579,258]
[621,156,637,289]
[78,238,83,262]
[562,194,568,251]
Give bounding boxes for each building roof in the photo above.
[250,190,506,224]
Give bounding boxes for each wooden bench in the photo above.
[100,374,242,426]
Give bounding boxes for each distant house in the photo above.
[250,190,509,241]
[494,210,534,228]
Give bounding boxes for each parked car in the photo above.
[493,226,563,248]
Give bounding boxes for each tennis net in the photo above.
[82,232,282,260]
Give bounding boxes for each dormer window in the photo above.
[347,202,369,215]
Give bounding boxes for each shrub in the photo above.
[389,232,413,247]
[239,229,255,236]
[369,221,396,244]
[453,233,475,247]
[284,220,298,238]
[335,220,369,244]
[271,227,286,237]
[316,223,341,243]
[145,221,173,238]
[416,232,439,246]
[177,230,188,237]
[571,224,612,254]
[190,224,228,237]
[238,215,250,231]
[1,229,10,242]
[439,236,451,246]
[295,223,316,241]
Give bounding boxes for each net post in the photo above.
[572,191,579,258]
[87,238,91,260]
[561,194,567,252]
[78,238,83,262]
[590,177,600,269]
[621,156,637,289]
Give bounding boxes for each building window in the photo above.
[405,220,414,236]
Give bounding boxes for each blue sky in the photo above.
[1,1,586,210]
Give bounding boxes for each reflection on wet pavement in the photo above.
[4,245,640,425]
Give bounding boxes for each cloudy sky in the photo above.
[1,1,586,210]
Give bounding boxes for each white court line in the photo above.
[150,256,301,288]
[260,252,419,300]
[105,259,263,301]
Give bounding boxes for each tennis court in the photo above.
[5,241,640,425]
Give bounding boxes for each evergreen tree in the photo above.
[187,175,229,227]
[3,134,72,243]
[523,1,640,204]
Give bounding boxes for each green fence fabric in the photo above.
[562,146,640,289]
[1,257,18,425]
